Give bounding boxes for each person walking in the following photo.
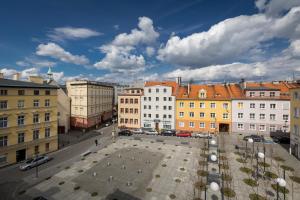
[95,139,98,146]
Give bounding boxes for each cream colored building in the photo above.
[66,80,114,130]
[290,87,300,158]
[118,88,143,129]
[0,74,58,167]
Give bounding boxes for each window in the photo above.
[130,108,133,113]
[163,114,167,119]
[130,99,133,104]
[0,90,7,95]
[130,119,133,124]
[33,130,39,140]
[168,106,172,110]
[163,88,167,93]
[260,103,265,109]
[45,143,50,152]
[0,136,8,147]
[179,102,184,107]
[148,114,151,118]
[238,113,243,118]
[45,90,50,95]
[148,97,151,101]
[144,105,147,109]
[163,97,167,101]
[179,122,184,127]
[168,115,172,118]
[259,114,265,120]
[45,113,50,122]
[33,114,39,123]
[270,114,276,120]
[163,106,167,110]
[223,103,228,109]
[18,115,25,126]
[238,102,243,109]
[45,99,50,107]
[156,97,159,101]
[250,113,255,119]
[148,105,151,109]
[270,125,276,132]
[120,108,124,113]
[237,123,244,130]
[210,103,216,108]
[250,103,255,108]
[169,97,172,101]
[210,113,216,118]
[270,92,275,97]
[0,155,7,164]
[148,88,151,93]
[18,90,25,95]
[121,98,124,103]
[270,104,276,109]
[143,97,146,101]
[200,112,205,118]
[200,122,205,128]
[33,100,39,107]
[210,123,216,129]
[249,92,255,97]
[125,98,128,103]
[189,112,194,117]
[134,119,138,124]
[199,91,206,98]
[294,92,299,100]
[200,102,205,108]
[283,115,289,121]
[156,88,159,93]
[259,92,265,97]
[0,117,8,128]
[18,100,24,108]
[125,108,129,113]
[249,124,256,130]
[189,122,195,128]
[259,125,265,131]
[223,113,228,119]
[190,102,195,108]
[143,114,146,118]
[34,90,39,95]
[0,101,7,109]
[156,114,159,118]
[155,106,159,110]
[134,109,138,114]
[18,133,25,143]
[179,112,184,117]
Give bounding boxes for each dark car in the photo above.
[273,136,290,144]
[176,131,192,137]
[118,129,132,136]
[243,134,264,142]
[161,129,176,136]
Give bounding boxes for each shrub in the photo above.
[280,165,294,172]
[169,194,176,199]
[273,156,285,162]
[264,171,278,179]
[74,186,80,190]
[65,166,70,169]
[220,156,227,160]
[243,178,258,187]
[221,174,232,182]
[200,153,208,158]
[146,188,152,192]
[240,167,253,174]
[219,164,229,170]
[78,169,83,173]
[18,190,26,195]
[91,192,98,197]
[234,151,242,156]
[58,181,65,185]
[290,176,300,184]
[45,176,51,180]
[180,167,185,171]
[155,174,160,178]
[175,178,181,183]
[221,187,236,197]
[198,160,207,166]
[249,193,267,200]
[258,162,270,168]
[162,164,167,167]
[271,184,289,194]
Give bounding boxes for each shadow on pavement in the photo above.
[106,189,141,200]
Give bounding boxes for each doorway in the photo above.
[219,123,229,132]
[16,149,26,162]
[155,122,159,132]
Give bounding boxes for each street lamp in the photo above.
[256,151,264,178]
[210,154,217,162]
[245,138,253,161]
[276,178,286,200]
[211,139,216,145]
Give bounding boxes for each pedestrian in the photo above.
[95,139,98,146]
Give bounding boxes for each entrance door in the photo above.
[155,122,159,132]
[219,123,229,132]
[16,149,26,162]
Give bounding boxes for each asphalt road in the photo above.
[0,124,116,200]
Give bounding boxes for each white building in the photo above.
[231,81,292,135]
[141,81,178,130]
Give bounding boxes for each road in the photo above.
[0,124,116,200]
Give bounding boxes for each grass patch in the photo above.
[264,171,278,179]
[197,170,208,177]
[280,165,294,171]
[155,174,160,178]
[243,178,258,187]
[219,149,226,153]
[198,160,207,166]
[236,158,247,163]
[258,162,270,168]
[146,188,152,192]
[180,167,185,171]
[221,174,232,182]
[273,156,285,162]
[221,187,236,198]
[162,164,167,167]
[45,176,51,180]
[74,186,80,190]
[64,166,70,169]
[91,192,98,197]
[169,194,176,199]
[78,169,83,173]
[93,161,97,163]
[167,156,172,159]
[290,176,300,184]
[183,159,188,162]
[58,181,65,185]
[81,158,85,160]
[200,153,208,158]
[219,164,229,170]
[240,167,253,174]
[175,178,181,183]
[194,181,206,191]
[249,193,267,200]
[271,184,289,194]
[220,156,227,160]
[234,151,243,156]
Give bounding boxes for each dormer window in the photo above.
[199,89,206,99]
[249,92,255,97]
[270,92,275,97]
[259,92,265,97]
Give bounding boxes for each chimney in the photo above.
[28,76,44,84]
[187,83,190,95]
[176,77,182,86]
[13,73,20,80]
[240,78,246,89]
[0,73,3,79]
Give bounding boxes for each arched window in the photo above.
[199,89,206,98]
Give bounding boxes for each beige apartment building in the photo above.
[0,74,58,166]
[290,86,300,158]
[66,80,114,130]
[118,88,143,129]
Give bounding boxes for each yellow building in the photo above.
[290,87,300,158]
[0,76,58,167]
[176,84,231,134]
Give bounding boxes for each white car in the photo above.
[131,128,143,134]
[19,155,51,171]
[193,132,212,139]
[144,129,158,135]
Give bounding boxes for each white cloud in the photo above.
[255,0,300,16]
[48,27,102,41]
[0,67,40,79]
[36,42,89,65]
[146,46,155,57]
[0,68,18,77]
[157,6,300,67]
[16,57,56,68]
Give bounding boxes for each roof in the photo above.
[144,81,178,95]
[0,78,58,89]
[68,80,113,88]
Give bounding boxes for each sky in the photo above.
[1,0,300,84]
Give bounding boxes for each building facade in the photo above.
[118,88,143,129]
[0,77,58,167]
[66,80,113,130]
[176,84,231,133]
[141,82,178,130]
[231,81,292,135]
[290,87,300,158]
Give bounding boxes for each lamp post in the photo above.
[246,138,254,161]
[205,155,218,200]
[276,178,286,200]
[257,151,265,178]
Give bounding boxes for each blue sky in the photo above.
[1,0,300,83]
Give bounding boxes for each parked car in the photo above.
[19,155,51,171]
[243,134,264,142]
[131,128,143,134]
[118,129,132,136]
[144,129,158,135]
[161,129,176,136]
[193,132,212,139]
[272,136,290,144]
[176,131,192,137]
